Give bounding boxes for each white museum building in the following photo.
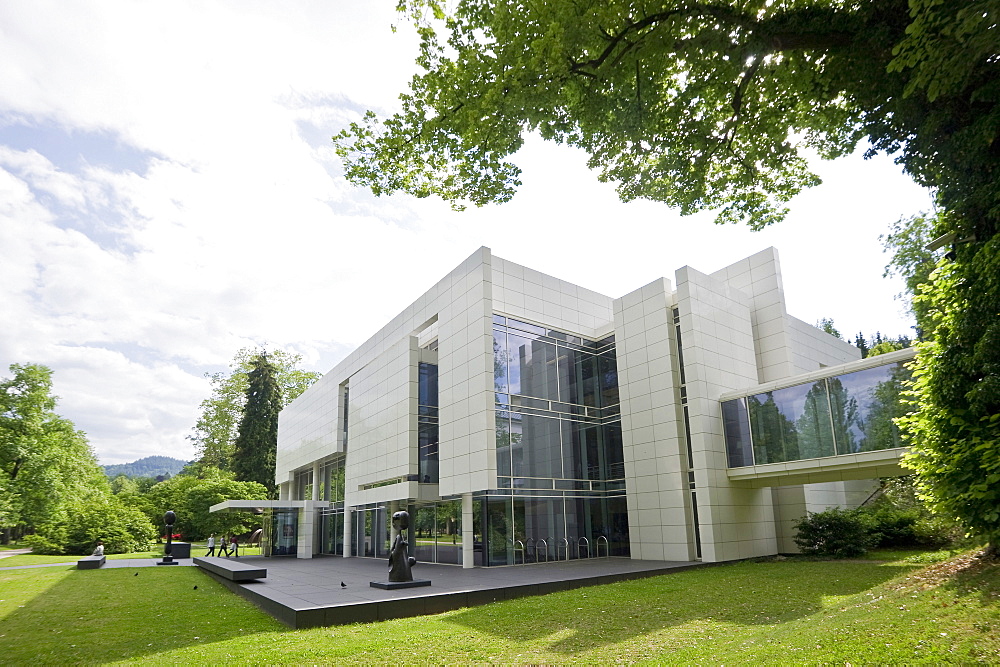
[241,246,913,568]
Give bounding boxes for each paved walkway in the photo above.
[0,556,198,570]
[202,555,710,628]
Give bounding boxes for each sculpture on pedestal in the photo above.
[158,510,179,565]
[388,510,417,582]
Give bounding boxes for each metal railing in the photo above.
[556,537,571,561]
[596,535,609,558]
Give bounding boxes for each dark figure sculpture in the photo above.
[387,510,417,582]
[158,510,179,565]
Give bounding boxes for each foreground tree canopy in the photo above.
[337,1,1000,549]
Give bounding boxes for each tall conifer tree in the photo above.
[231,354,281,495]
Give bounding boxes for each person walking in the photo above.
[206,534,216,557]
[218,535,230,557]
[230,535,239,558]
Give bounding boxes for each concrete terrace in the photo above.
[200,556,709,629]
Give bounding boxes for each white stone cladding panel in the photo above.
[342,336,415,497]
[787,316,861,373]
[676,265,777,562]
[276,372,341,482]
[709,247,794,382]
[491,257,614,337]
[613,278,693,562]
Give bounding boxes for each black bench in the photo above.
[77,555,106,569]
[193,557,266,581]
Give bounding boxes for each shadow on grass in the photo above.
[446,559,917,654]
[0,566,283,663]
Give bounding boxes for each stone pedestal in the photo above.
[370,579,431,590]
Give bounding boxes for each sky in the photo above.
[0,1,935,465]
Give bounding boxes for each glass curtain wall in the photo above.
[412,500,462,564]
[489,315,628,565]
[351,505,390,558]
[722,360,912,467]
[262,509,298,556]
[481,494,630,566]
[418,362,439,483]
[317,457,346,555]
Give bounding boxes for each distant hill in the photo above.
[103,456,188,479]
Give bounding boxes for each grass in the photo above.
[1,549,997,664]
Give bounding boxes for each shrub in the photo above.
[863,504,921,547]
[794,507,879,558]
[28,497,157,555]
[21,533,64,555]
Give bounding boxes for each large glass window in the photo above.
[723,359,912,467]
[479,493,629,566]
[493,317,623,487]
[418,362,439,483]
[412,500,462,565]
[319,457,346,502]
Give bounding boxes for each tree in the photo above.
[0,364,111,544]
[144,467,267,541]
[231,354,282,494]
[336,1,997,233]
[815,318,842,340]
[189,348,321,470]
[334,1,1000,552]
[881,211,944,332]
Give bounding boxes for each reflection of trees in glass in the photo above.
[495,411,511,476]
[748,393,797,464]
[493,331,508,394]
[795,381,836,459]
[828,377,860,454]
[859,363,910,451]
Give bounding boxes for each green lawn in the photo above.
[0,549,997,664]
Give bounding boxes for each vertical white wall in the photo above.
[613,278,694,561]
[343,335,415,496]
[491,257,614,338]
[709,247,794,383]
[437,250,495,497]
[676,265,776,562]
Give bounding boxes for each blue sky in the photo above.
[0,1,933,464]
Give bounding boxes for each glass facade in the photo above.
[412,500,462,565]
[349,500,462,564]
[480,494,630,566]
[317,456,347,555]
[487,315,628,565]
[722,360,912,467]
[418,362,439,484]
[263,509,298,556]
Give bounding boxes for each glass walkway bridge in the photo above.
[720,348,915,487]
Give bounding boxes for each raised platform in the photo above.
[207,556,707,629]
[77,555,105,569]
[193,556,267,581]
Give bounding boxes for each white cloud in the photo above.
[0,2,932,464]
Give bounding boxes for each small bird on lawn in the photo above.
[134,572,139,576]
[193,586,198,590]
[340,581,347,588]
